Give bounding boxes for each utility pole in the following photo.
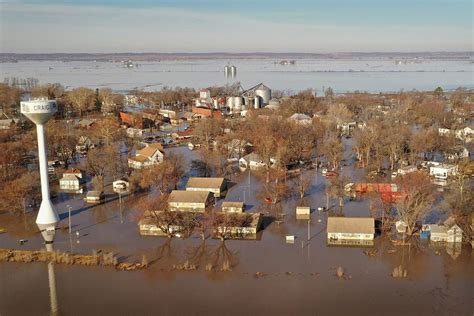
[67,205,72,234]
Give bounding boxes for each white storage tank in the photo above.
[254,96,261,109]
[233,96,243,111]
[255,84,271,105]
[224,65,230,77]
[230,65,237,77]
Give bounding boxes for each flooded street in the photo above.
[1,146,472,315]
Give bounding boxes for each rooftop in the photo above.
[136,143,164,158]
[186,177,225,189]
[222,201,244,208]
[168,190,212,204]
[327,217,375,234]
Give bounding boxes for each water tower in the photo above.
[20,99,59,243]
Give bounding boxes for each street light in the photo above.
[67,205,72,234]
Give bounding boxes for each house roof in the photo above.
[327,217,375,234]
[168,190,212,204]
[222,201,244,208]
[128,155,149,163]
[241,152,263,163]
[63,168,83,175]
[136,143,163,158]
[186,177,225,189]
[429,224,448,234]
[60,174,80,181]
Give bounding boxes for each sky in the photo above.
[0,0,472,53]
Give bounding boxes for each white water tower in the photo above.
[21,99,59,243]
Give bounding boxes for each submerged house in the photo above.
[429,163,458,179]
[168,190,213,212]
[239,152,276,170]
[222,201,245,213]
[428,224,463,243]
[214,212,263,240]
[185,177,226,198]
[327,217,375,245]
[128,143,164,169]
[59,169,85,193]
[138,210,189,237]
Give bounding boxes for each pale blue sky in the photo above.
[1,0,472,53]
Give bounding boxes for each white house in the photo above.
[239,152,276,170]
[428,224,447,242]
[429,163,458,179]
[59,169,85,193]
[327,217,375,241]
[445,146,470,161]
[447,224,463,243]
[429,224,463,243]
[128,143,164,169]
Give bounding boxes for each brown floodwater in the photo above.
[0,145,472,315]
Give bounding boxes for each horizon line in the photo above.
[1,51,473,55]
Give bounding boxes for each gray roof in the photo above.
[168,190,211,204]
[186,177,225,189]
[327,217,375,234]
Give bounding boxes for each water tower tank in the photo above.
[255,84,271,105]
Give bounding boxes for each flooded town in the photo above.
[1,1,473,315]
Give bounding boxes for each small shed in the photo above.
[85,191,104,203]
[113,179,130,193]
[395,220,408,234]
[296,206,310,216]
[222,201,245,213]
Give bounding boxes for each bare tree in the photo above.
[66,87,94,117]
[394,172,436,235]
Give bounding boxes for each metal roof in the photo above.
[168,190,211,204]
[186,177,225,189]
[327,217,375,234]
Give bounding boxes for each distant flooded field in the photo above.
[1,58,473,93]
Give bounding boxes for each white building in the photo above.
[113,179,130,193]
[59,169,85,193]
[168,190,213,212]
[239,153,276,170]
[128,143,165,169]
[327,217,375,241]
[429,224,463,243]
[222,201,245,213]
[185,177,226,198]
[429,163,458,179]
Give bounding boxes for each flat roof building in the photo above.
[186,177,226,197]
